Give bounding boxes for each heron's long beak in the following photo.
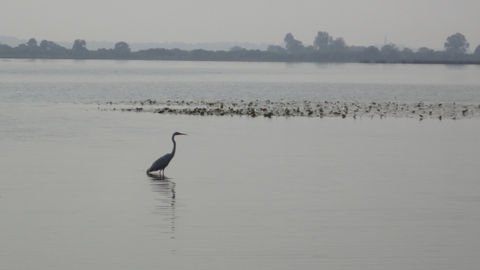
[179,132,187,135]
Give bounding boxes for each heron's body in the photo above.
[148,153,173,171]
[147,132,186,178]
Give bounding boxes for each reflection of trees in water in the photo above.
[150,179,176,238]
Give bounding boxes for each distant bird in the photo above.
[147,132,187,178]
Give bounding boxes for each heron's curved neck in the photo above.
[171,135,177,156]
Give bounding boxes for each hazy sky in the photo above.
[2,0,479,49]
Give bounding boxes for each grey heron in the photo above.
[147,132,187,178]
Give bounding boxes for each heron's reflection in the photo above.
[149,176,176,238]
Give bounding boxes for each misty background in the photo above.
[0,36,268,51]
[1,0,479,51]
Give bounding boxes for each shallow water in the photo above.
[1,60,480,269]
[1,102,480,270]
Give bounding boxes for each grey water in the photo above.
[1,59,480,270]
[1,59,480,103]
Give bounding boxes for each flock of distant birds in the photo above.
[100,99,480,120]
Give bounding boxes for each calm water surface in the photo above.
[1,60,480,269]
[1,59,480,103]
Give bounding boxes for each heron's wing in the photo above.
[149,153,173,171]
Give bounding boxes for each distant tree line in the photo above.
[1,32,480,64]
[268,31,480,64]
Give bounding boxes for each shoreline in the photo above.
[97,99,480,120]
[1,57,480,65]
